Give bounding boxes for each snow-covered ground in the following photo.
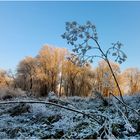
[0,93,140,139]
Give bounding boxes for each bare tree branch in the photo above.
[110,92,140,116]
[0,100,101,124]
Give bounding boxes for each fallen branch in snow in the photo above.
[98,118,116,139]
[113,100,136,133]
[0,100,101,124]
[110,92,140,116]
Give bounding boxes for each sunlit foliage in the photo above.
[121,68,140,94]
[0,69,11,88]
[94,60,121,96]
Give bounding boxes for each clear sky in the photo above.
[0,1,140,71]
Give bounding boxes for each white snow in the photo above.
[0,94,139,139]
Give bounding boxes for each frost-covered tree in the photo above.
[16,45,67,96]
[121,68,140,94]
[62,55,94,96]
[62,21,127,102]
[16,56,36,92]
[0,69,11,88]
[94,60,121,96]
[37,45,67,95]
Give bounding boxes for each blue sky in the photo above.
[0,1,140,71]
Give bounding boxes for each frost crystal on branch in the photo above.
[61,21,99,66]
[106,41,127,64]
[61,21,127,66]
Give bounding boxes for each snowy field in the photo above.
[0,93,140,139]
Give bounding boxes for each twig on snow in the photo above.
[110,92,140,116]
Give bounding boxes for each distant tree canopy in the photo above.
[16,45,66,96]
[94,61,121,96]
[0,45,140,97]
[121,68,140,94]
[14,45,96,97]
[14,45,140,96]
[0,69,11,88]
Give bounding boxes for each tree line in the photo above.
[0,45,140,97]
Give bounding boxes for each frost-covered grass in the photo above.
[0,94,140,139]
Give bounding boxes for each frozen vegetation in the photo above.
[0,92,140,139]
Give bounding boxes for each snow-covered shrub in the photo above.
[0,88,26,100]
